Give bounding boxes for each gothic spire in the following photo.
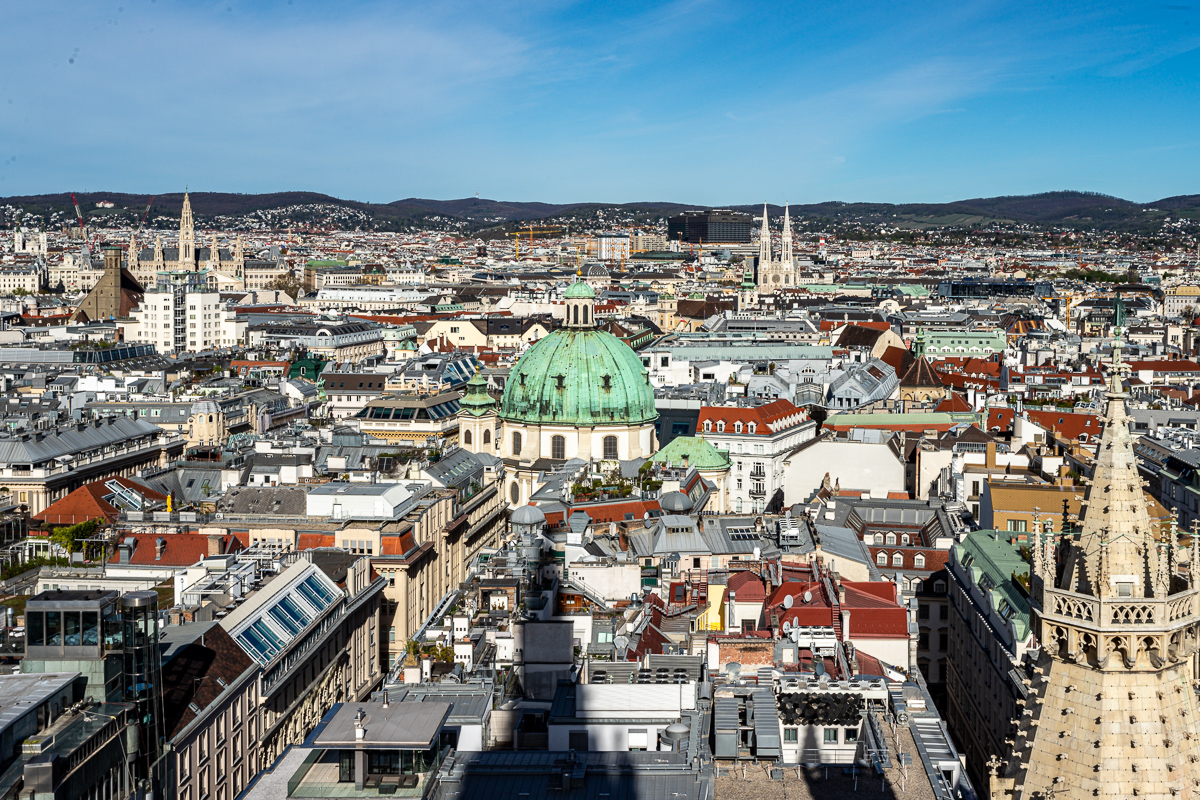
[1060,323,1157,597]
[179,190,196,265]
[758,203,772,268]
[781,202,793,267]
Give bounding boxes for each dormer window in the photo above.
[555,375,565,389]
[602,374,612,389]
[734,422,743,433]
[748,422,757,434]
[703,421,712,432]
[717,421,725,433]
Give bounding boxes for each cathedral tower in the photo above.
[757,203,772,268]
[780,203,793,268]
[991,340,1200,800]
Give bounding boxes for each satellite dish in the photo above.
[791,628,799,644]
[782,620,791,633]
[783,594,794,609]
[803,591,813,604]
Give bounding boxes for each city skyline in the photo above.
[2,0,1200,204]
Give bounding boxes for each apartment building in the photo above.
[697,399,817,513]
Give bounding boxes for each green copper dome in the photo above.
[565,280,595,299]
[500,329,657,426]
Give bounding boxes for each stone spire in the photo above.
[153,235,164,267]
[757,203,771,268]
[1059,329,1157,598]
[127,231,139,272]
[207,233,222,272]
[780,203,793,267]
[991,321,1200,800]
[179,191,195,265]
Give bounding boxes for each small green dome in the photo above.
[688,292,704,299]
[500,328,657,426]
[565,280,595,299]
[460,370,496,416]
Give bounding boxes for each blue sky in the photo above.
[2,0,1200,205]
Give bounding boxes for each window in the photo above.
[603,435,618,460]
[627,729,648,751]
[512,431,522,455]
[784,728,798,743]
[918,604,929,620]
[914,554,925,569]
[934,580,946,593]
[844,727,859,743]
[568,731,589,751]
[885,533,896,545]
[1007,519,1028,532]
[877,552,888,566]
[463,429,472,446]
[823,729,838,744]
[483,429,491,445]
[874,533,884,545]
[510,483,520,504]
[892,553,904,567]
[1117,582,1133,597]
[551,435,566,460]
[901,534,910,546]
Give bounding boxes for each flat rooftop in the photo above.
[313,701,451,749]
[0,673,80,731]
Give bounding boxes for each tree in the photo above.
[49,519,101,553]
[268,272,303,299]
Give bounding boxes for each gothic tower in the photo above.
[739,265,758,311]
[757,203,772,269]
[179,191,196,266]
[780,203,793,268]
[990,341,1200,800]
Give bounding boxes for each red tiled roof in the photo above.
[106,532,242,567]
[297,533,335,550]
[1025,410,1103,442]
[1124,360,1200,373]
[986,407,1016,433]
[698,399,808,436]
[936,393,972,413]
[727,570,767,602]
[34,477,168,527]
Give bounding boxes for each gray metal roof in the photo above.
[0,415,164,467]
[314,700,451,748]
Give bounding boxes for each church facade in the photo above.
[458,281,659,507]
[756,203,798,287]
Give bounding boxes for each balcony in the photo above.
[748,484,766,498]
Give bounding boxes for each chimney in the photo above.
[155,537,167,560]
[986,441,997,469]
[207,534,224,556]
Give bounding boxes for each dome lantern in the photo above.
[564,279,595,330]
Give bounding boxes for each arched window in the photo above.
[463,429,472,446]
[483,429,491,445]
[573,305,579,325]
[551,435,566,460]
[209,414,214,423]
[901,534,910,546]
[510,483,520,504]
[914,553,926,569]
[582,306,589,324]
[874,533,884,546]
[885,532,897,545]
[877,551,888,566]
[512,431,522,456]
[603,435,618,460]
[892,553,904,567]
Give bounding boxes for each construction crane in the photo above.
[69,193,86,239]
[506,224,565,259]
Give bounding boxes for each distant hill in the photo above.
[3,189,1198,234]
